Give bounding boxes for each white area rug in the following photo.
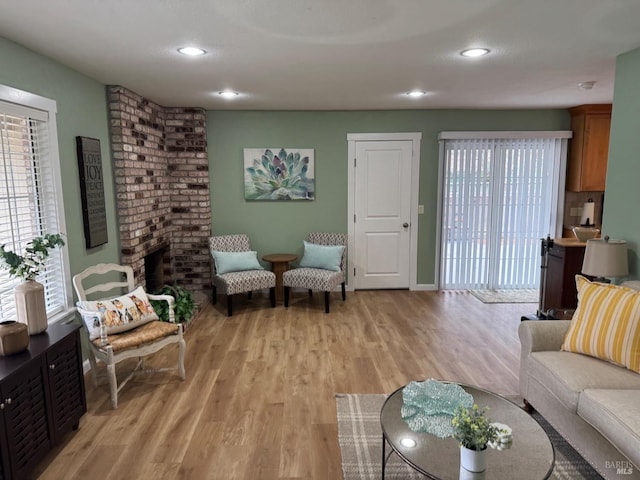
[469,288,538,304]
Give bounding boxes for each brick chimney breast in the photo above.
[108,86,211,296]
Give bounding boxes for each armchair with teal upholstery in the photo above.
[283,232,347,313]
[209,234,276,316]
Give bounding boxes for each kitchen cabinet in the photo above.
[566,104,612,192]
[542,238,586,313]
[0,321,86,480]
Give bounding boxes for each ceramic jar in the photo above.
[0,321,29,355]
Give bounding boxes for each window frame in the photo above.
[0,84,73,324]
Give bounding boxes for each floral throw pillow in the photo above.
[79,286,159,339]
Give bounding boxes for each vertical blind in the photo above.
[0,101,66,322]
[439,133,569,290]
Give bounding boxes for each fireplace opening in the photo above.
[144,243,170,293]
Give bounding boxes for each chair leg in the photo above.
[178,328,186,380]
[88,349,98,387]
[227,295,233,317]
[212,285,217,304]
[270,287,276,307]
[308,289,313,297]
[341,282,346,301]
[107,362,118,409]
[325,291,330,314]
[284,286,290,307]
[248,291,253,300]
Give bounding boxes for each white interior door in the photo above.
[353,140,413,289]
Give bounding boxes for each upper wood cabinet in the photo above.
[566,104,612,192]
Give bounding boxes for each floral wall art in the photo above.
[244,147,315,200]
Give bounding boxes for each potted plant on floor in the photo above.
[451,403,499,472]
[150,284,196,325]
[0,233,65,334]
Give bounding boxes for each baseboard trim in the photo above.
[413,283,438,291]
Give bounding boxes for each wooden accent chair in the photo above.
[208,234,276,316]
[283,232,347,313]
[73,263,186,409]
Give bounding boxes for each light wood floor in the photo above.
[33,290,535,480]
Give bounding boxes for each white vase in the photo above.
[460,446,487,473]
[15,280,48,335]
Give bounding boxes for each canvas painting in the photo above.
[244,147,315,200]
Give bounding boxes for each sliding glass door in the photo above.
[438,133,570,290]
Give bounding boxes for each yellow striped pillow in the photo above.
[562,275,640,373]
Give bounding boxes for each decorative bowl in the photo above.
[573,226,600,242]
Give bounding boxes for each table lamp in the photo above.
[581,236,629,283]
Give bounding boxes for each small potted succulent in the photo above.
[0,234,65,334]
[451,404,500,472]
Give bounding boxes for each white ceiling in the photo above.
[2,0,640,110]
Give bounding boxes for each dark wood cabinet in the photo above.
[543,239,586,312]
[0,321,86,480]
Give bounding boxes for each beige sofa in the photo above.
[519,319,640,479]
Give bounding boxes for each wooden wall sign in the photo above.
[76,136,108,248]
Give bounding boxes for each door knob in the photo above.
[403,222,409,228]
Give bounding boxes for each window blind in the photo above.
[439,133,569,290]
[0,101,66,322]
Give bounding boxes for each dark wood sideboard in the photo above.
[0,321,86,480]
[542,238,586,313]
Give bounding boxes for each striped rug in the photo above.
[336,393,603,480]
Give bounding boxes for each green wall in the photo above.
[0,36,120,278]
[603,47,640,277]
[208,110,569,285]
[1,33,584,287]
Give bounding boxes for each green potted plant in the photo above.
[0,233,65,334]
[150,284,196,324]
[451,404,499,472]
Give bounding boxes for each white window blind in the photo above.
[438,132,570,290]
[0,96,69,323]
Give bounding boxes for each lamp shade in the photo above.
[581,237,629,278]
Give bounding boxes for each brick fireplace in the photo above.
[108,86,211,298]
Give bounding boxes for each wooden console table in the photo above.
[262,253,297,302]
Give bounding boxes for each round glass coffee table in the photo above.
[380,383,554,479]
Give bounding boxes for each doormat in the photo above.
[336,393,603,480]
[469,288,538,304]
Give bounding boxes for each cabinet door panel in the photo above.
[1,361,52,479]
[582,115,611,191]
[567,105,611,192]
[46,330,86,440]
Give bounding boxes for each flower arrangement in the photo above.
[451,403,499,451]
[0,234,65,281]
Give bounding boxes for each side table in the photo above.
[262,253,297,302]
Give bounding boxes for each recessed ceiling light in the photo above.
[460,48,490,58]
[218,90,239,99]
[407,90,427,97]
[578,81,596,90]
[178,47,206,56]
